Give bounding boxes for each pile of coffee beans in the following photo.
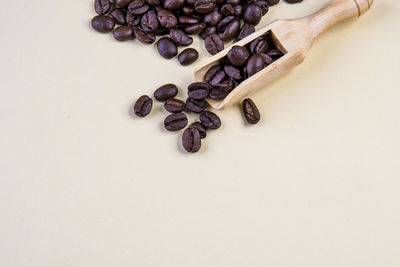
[204,31,284,100]
[91,0,301,65]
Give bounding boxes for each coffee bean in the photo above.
[237,23,255,41]
[216,16,234,32]
[233,5,243,17]
[116,0,133,8]
[227,0,240,5]
[255,0,269,15]
[164,98,186,113]
[182,127,201,153]
[164,0,185,10]
[243,4,262,25]
[266,49,284,59]
[188,82,210,100]
[94,0,111,15]
[134,27,156,43]
[110,8,127,25]
[179,16,200,24]
[266,0,279,5]
[189,122,207,138]
[157,9,178,28]
[91,15,115,33]
[199,26,217,39]
[113,26,134,41]
[204,65,226,86]
[246,54,265,77]
[200,111,221,129]
[154,84,178,101]
[221,18,240,41]
[215,79,234,91]
[157,37,178,59]
[141,10,158,32]
[169,29,193,46]
[183,6,195,15]
[133,95,153,117]
[260,53,274,65]
[242,98,260,124]
[224,65,242,80]
[227,46,250,66]
[220,4,235,16]
[249,36,269,53]
[194,0,216,14]
[178,48,199,66]
[126,12,141,26]
[186,98,206,113]
[184,23,206,34]
[128,0,150,15]
[204,34,224,55]
[203,10,222,26]
[164,113,188,131]
[146,0,160,5]
[209,88,229,100]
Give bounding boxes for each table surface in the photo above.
[1,0,399,266]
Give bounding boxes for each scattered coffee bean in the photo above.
[164,0,186,10]
[237,23,255,41]
[189,122,207,138]
[116,0,133,8]
[224,65,242,80]
[182,127,202,153]
[92,15,115,33]
[221,18,240,41]
[243,4,262,25]
[184,23,206,34]
[157,37,178,59]
[185,98,206,113]
[94,0,111,15]
[110,8,127,25]
[204,34,224,55]
[203,10,222,26]
[128,0,149,15]
[188,82,210,100]
[134,95,153,117]
[227,46,250,66]
[113,26,134,41]
[164,112,188,131]
[164,98,186,113]
[242,98,260,124]
[157,9,178,28]
[141,10,158,32]
[154,84,178,101]
[134,27,156,43]
[195,0,217,14]
[246,54,265,77]
[178,48,199,66]
[169,29,193,46]
[200,111,221,129]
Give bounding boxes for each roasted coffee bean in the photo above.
[233,5,243,17]
[182,127,202,153]
[183,6,195,15]
[224,65,242,80]
[116,0,133,8]
[95,0,111,15]
[256,0,269,15]
[215,79,234,91]
[204,65,226,86]
[164,0,185,10]
[164,113,188,131]
[237,23,255,41]
[266,0,279,5]
[91,15,115,33]
[204,34,224,55]
[157,37,178,59]
[179,16,200,24]
[266,49,284,59]
[164,98,186,113]
[113,26,134,41]
[203,10,222,26]
[221,18,240,41]
[184,23,206,34]
[246,54,265,77]
[154,26,169,35]
[227,46,250,66]
[110,9,126,25]
[243,4,262,25]
[169,29,193,46]
[186,98,206,113]
[188,82,210,100]
[216,16,234,32]
[154,84,178,101]
[200,111,221,129]
[194,0,217,14]
[178,48,199,66]
[220,4,235,16]
[126,12,141,26]
[199,26,217,39]
[157,9,178,28]
[227,0,240,5]
[134,27,156,43]
[141,10,158,32]
[189,122,207,138]
[146,0,160,5]
[128,0,150,15]
[260,53,274,65]
[242,98,260,124]
[249,36,268,53]
[209,88,229,100]
[133,95,153,117]
[285,0,303,3]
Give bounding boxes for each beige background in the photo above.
[1,0,400,266]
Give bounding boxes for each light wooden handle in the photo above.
[303,0,374,39]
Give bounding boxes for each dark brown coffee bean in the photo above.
[91,15,115,33]
[204,34,224,55]
[179,16,200,24]
[169,29,193,46]
[134,27,156,43]
[266,0,279,5]
[224,65,242,80]
[221,18,240,41]
[199,26,217,39]
[209,88,229,100]
[116,0,133,8]
[154,84,178,101]
[183,6,195,15]
[227,0,240,5]
[178,48,199,66]
[233,5,243,17]
[113,26,134,41]
[215,79,234,91]
[154,26,169,35]
[194,0,216,14]
[182,127,201,153]
[189,122,207,138]
[246,54,265,77]
[95,0,111,15]
[164,98,186,113]
[126,12,141,26]
[242,98,260,124]
[237,23,255,41]
[188,82,210,100]
[128,0,150,15]
[243,4,262,25]
[110,9,127,25]
[227,46,250,66]
[164,0,185,10]
[133,95,153,117]
[141,10,158,32]
[220,4,234,16]
[203,10,222,26]
[157,37,178,59]
[200,111,221,129]
[266,49,284,59]
[255,0,269,15]
[216,16,234,32]
[164,113,188,131]
[204,65,226,86]
[146,0,160,5]
[185,98,206,114]
[157,9,178,28]
[252,38,269,54]
[184,23,206,34]
[260,53,274,65]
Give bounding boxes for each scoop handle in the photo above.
[302,0,373,39]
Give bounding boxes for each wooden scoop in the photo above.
[194,0,374,109]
